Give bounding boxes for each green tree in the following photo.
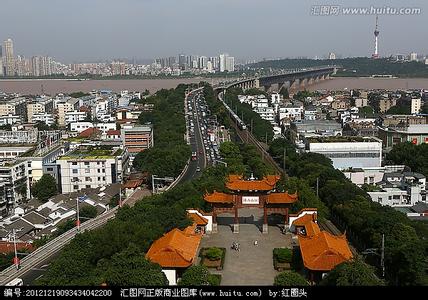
[320,259,384,286]
[101,245,168,286]
[178,265,210,286]
[279,86,289,99]
[79,206,98,220]
[274,271,309,286]
[31,174,58,202]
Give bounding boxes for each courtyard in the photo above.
[198,208,292,285]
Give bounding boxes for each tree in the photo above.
[320,259,384,286]
[178,265,210,286]
[274,271,309,286]
[279,86,289,99]
[101,245,168,286]
[31,174,58,202]
[79,206,98,220]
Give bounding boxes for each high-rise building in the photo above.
[178,54,186,69]
[32,56,41,76]
[411,98,421,114]
[2,38,15,76]
[328,52,336,60]
[219,53,228,72]
[226,56,235,72]
[409,52,418,61]
[198,56,208,69]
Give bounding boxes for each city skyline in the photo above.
[0,0,427,63]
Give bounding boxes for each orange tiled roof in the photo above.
[304,221,321,237]
[204,191,234,203]
[226,174,280,191]
[188,213,208,226]
[292,214,317,227]
[266,192,298,204]
[146,227,201,268]
[123,179,144,189]
[298,231,353,271]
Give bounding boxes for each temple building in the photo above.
[145,223,204,285]
[204,174,298,233]
[290,209,353,283]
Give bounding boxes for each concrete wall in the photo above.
[162,269,177,286]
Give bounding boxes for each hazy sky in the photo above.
[1,0,427,63]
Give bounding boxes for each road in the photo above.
[178,87,224,184]
[0,188,150,286]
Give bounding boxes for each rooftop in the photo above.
[298,231,353,271]
[146,226,202,268]
[60,145,123,160]
[226,174,280,191]
[307,136,381,143]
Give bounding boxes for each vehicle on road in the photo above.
[196,167,201,172]
[191,152,197,160]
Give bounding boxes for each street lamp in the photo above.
[11,228,23,270]
[70,177,82,231]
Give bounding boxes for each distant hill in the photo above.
[249,57,428,78]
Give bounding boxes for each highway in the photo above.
[0,188,149,286]
[178,87,221,184]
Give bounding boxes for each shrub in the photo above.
[274,271,309,286]
[207,274,221,286]
[274,248,292,263]
[205,247,223,261]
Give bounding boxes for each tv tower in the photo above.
[372,15,380,59]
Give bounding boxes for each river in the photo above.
[0,78,225,95]
[0,77,428,95]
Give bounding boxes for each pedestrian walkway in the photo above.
[200,224,291,285]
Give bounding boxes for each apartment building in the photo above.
[57,145,129,193]
[120,124,154,160]
[0,160,31,217]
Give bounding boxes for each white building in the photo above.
[0,160,31,216]
[279,106,303,122]
[64,111,86,125]
[69,122,116,134]
[31,113,55,126]
[367,172,426,207]
[254,107,275,123]
[409,52,418,61]
[0,114,21,125]
[57,145,129,194]
[411,98,421,114]
[307,137,382,170]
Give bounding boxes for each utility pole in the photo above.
[119,187,122,208]
[76,196,80,232]
[265,132,268,144]
[152,175,156,194]
[381,233,385,278]
[251,119,253,135]
[12,229,19,270]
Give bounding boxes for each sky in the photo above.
[0,0,427,63]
